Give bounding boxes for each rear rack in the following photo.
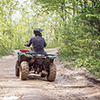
[47,54,57,59]
[18,51,57,60]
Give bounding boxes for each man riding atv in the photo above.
[25,28,47,54]
[15,28,56,81]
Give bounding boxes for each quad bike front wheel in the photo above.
[19,61,29,80]
[15,60,19,77]
[47,63,56,82]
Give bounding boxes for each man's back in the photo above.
[25,36,47,52]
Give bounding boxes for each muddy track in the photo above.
[0,48,100,100]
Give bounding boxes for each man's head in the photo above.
[34,28,44,36]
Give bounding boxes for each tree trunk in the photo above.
[73,3,75,17]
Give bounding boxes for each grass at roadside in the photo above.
[59,53,77,68]
[59,53,100,78]
[0,51,14,58]
[0,54,3,58]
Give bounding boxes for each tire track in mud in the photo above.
[0,49,100,100]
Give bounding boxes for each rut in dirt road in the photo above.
[0,48,100,100]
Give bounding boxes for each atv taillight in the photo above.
[38,58,43,60]
[20,49,29,52]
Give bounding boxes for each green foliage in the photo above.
[0,0,19,56]
[58,0,100,77]
[0,0,60,57]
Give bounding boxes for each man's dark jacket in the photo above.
[25,36,47,52]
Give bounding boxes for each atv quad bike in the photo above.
[15,49,57,82]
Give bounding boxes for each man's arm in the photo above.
[43,38,47,47]
[25,38,32,47]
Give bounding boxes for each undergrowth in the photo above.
[59,52,100,78]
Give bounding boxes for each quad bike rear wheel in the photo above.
[47,63,56,82]
[19,61,29,80]
[15,60,19,77]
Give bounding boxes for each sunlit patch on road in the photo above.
[0,96,18,100]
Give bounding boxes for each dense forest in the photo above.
[0,0,100,76]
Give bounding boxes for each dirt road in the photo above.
[0,48,100,100]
